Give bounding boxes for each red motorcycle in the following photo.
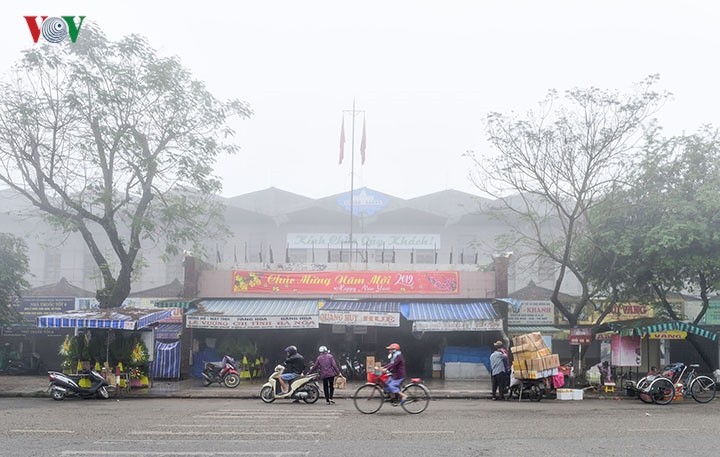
[201,355,241,388]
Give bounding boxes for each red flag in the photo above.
[360,117,367,165]
[339,118,345,164]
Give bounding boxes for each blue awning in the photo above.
[36,307,173,330]
[196,299,320,316]
[154,323,183,340]
[319,301,400,313]
[400,302,499,321]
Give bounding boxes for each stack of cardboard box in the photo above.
[511,332,560,379]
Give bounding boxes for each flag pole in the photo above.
[341,99,365,265]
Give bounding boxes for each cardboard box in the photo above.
[512,332,545,347]
[511,340,548,354]
[542,354,560,369]
[366,356,375,374]
[514,347,552,361]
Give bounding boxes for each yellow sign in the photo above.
[648,331,687,340]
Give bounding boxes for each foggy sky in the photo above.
[3,1,719,199]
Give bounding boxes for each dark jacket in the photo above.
[310,353,341,379]
[284,353,306,375]
[383,351,406,379]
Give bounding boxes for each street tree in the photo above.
[467,77,668,350]
[0,26,251,308]
[0,233,30,325]
[582,128,720,368]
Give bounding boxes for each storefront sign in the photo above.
[287,233,441,250]
[508,300,554,325]
[318,310,400,327]
[648,330,687,340]
[186,314,319,330]
[704,300,720,325]
[611,335,641,367]
[232,270,459,295]
[17,297,75,321]
[569,328,593,345]
[411,319,503,332]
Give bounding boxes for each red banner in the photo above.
[232,270,459,295]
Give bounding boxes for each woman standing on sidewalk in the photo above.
[309,346,341,404]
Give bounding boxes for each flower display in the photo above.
[129,367,143,379]
[130,341,148,365]
[59,335,71,357]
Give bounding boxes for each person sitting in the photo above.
[278,345,305,394]
[382,343,407,404]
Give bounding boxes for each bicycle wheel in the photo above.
[648,377,675,405]
[689,376,717,403]
[400,383,430,414]
[353,383,384,414]
[635,377,653,404]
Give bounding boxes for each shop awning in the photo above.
[318,301,401,327]
[400,302,502,332]
[154,299,195,310]
[400,302,499,321]
[601,319,717,342]
[36,307,173,330]
[186,299,320,330]
[154,323,183,340]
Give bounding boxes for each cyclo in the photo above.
[634,362,716,405]
[352,367,431,414]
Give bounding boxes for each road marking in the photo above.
[392,431,455,434]
[628,428,690,432]
[62,452,309,456]
[130,431,324,436]
[152,424,316,428]
[11,429,75,433]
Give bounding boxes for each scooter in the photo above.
[260,365,320,404]
[201,355,241,388]
[47,370,110,401]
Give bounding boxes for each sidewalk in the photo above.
[0,375,615,400]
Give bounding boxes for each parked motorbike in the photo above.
[201,355,241,388]
[260,365,320,403]
[47,370,110,401]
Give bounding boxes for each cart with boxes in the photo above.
[509,332,564,401]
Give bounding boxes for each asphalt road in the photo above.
[1,396,718,457]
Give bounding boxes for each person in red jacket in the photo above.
[309,346,341,404]
[382,343,407,404]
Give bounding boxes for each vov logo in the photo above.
[24,16,86,43]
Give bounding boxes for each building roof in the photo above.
[23,277,94,298]
[509,281,580,303]
[129,279,184,298]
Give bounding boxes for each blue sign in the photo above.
[337,188,389,216]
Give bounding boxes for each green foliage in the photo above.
[581,127,720,322]
[0,233,30,325]
[217,336,258,359]
[0,25,252,308]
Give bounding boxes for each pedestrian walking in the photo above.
[490,341,509,400]
[309,345,341,404]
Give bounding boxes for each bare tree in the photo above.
[467,76,668,330]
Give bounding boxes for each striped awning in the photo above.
[186,299,321,330]
[400,302,499,321]
[607,320,717,342]
[196,299,320,316]
[154,299,194,309]
[36,308,173,330]
[319,301,400,313]
[154,323,183,340]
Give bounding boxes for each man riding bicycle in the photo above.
[382,343,407,404]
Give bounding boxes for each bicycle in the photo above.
[352,369,431,414]
[636,362,716,405]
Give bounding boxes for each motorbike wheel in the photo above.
[201,376,213,387]
[260,386,275,403]
[50,387,65,401]
[528,383,543,402]
[302,384,320,404]
[223,373,240,388]
[97,386,110,400]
